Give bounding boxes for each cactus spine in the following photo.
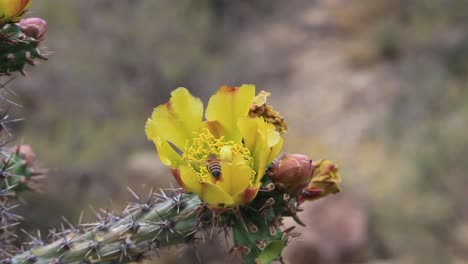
[8,191,206,264]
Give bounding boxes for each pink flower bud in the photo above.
[9,144,36,167]
[269,154,314,195]
[19,17,48,41]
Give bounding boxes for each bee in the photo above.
[206,153,222,179]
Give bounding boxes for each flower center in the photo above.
[182,127,254,182]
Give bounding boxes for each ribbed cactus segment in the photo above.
[231,177,300,264]
[232,206,285,264]
[0,23,47,75]
[8,191,206,264]
[1,146,39,260]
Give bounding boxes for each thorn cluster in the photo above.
[7,190,208,264]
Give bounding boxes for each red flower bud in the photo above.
[269,154,314,195]
[19,17,47,41]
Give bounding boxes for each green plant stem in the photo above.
[9,192,206,264]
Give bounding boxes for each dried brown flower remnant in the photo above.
[300,160,341,202]
[249,90,288,133]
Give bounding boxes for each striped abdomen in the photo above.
[206,154,222,179]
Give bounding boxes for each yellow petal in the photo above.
[238,117,264,178]
[0,0,31,22]
[146,87,203,151]
[205,84,255,142]
[267,136,283,165]
[215,154,251,196]
[200,182,234,207]
[238,117,283,184]
[267,130,281,147]
[237,117,258,150]
[145,118,183,167]
[150,136,183,167]
[179,165,202,194]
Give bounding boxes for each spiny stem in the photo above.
[8,191,207,264]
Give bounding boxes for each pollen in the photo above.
[182,127,254,181]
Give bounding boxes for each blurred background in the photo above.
[8,0,468,263]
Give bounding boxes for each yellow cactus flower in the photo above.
[0,0,31,24]
[146,85,284,209]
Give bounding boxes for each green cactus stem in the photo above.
[231,177,301,264]
[6,174,307,264]
[1,145,45,260]
[0,23,47,76]
[2,152,341,263]
[8,191,208,264]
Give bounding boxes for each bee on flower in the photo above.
[145,85,285,209]
[0,0,32,24]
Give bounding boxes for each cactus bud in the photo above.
[19,17,47,41]
[9,144,36,166]
[269,154,314,195]
[300,159,341,201]
[2,144,45,193]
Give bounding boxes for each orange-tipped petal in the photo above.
[170,168,184,188]
[233,186,259,205]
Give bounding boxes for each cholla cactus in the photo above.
[3,86,342,264]
[144,85,342,263]
[0,3,343,263]
[0,1,48,258]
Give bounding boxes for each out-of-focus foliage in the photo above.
[9,0,468,263]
